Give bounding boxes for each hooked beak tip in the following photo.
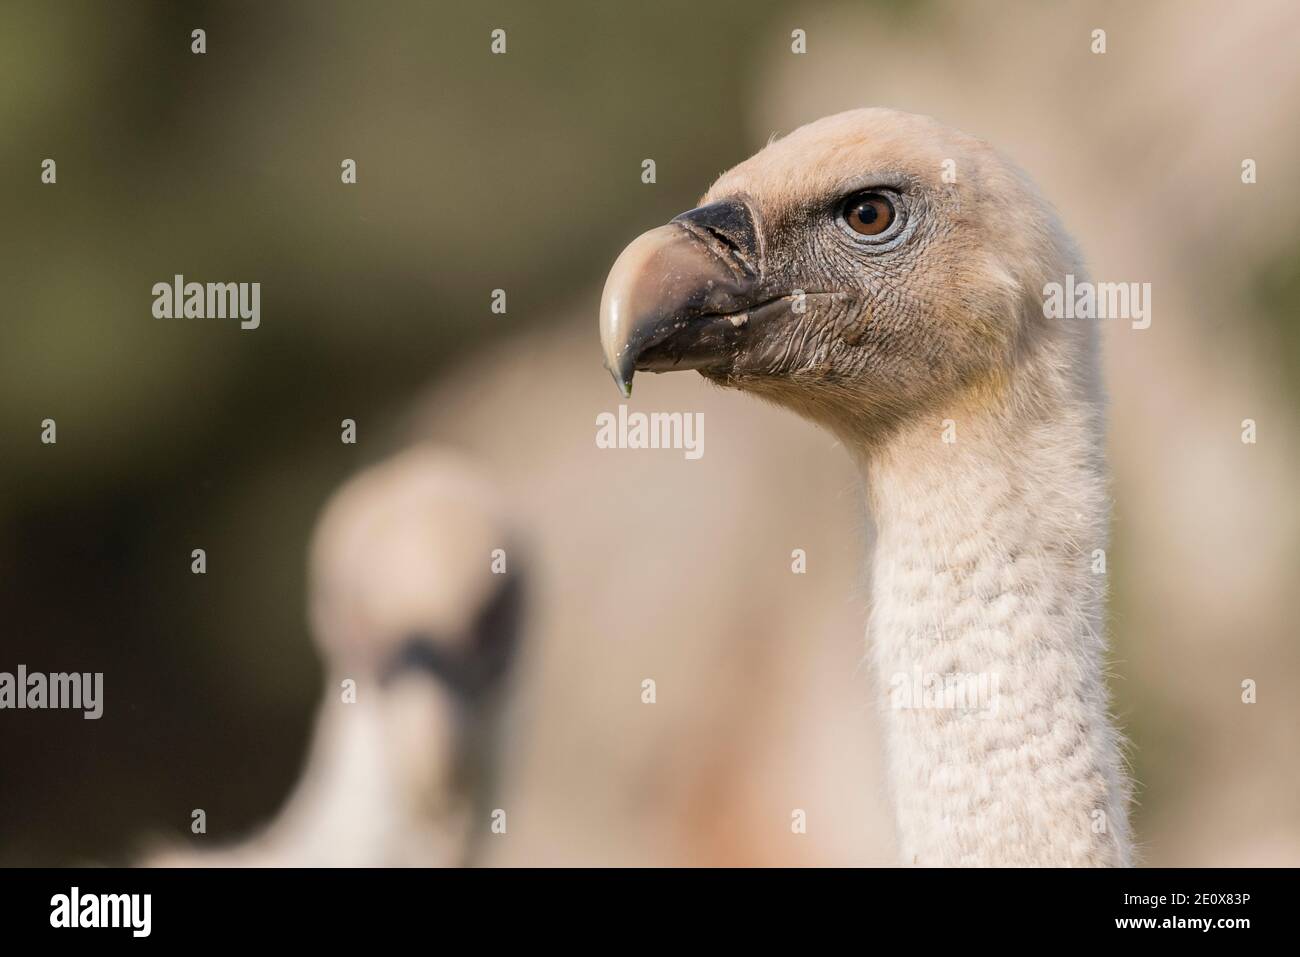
[606,363,633,398]
[598,203,761,393]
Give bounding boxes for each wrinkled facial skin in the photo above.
[627,109,1064,438]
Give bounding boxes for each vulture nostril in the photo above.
[671,200,760,273]
[699,224,743,256]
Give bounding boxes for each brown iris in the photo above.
[844,192,895,236]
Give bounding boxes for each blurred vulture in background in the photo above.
[143,448,524,866]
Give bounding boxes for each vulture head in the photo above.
[307,447,524,829]
[600,108,1081,438]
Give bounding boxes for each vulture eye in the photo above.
[843,192,896,237]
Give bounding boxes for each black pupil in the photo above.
[856,202,879,225]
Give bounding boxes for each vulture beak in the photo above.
[599,200,764,396]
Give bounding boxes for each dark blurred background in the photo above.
[2,0,1297,865]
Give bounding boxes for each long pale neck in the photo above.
[255,682,472,866]
[856,368,1131,866]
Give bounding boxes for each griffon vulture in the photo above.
[600,108,1131,866]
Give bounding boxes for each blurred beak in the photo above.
[599,200,764,396]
